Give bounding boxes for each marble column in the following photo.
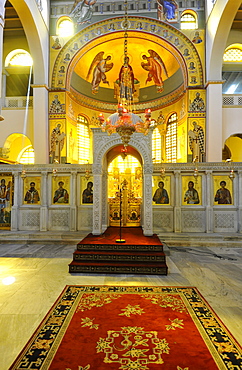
[174,170,181,232]
[206,82,223,162]
[11,171,20,231]
[238,170,242,233]
[102,169,109,231]
[32,85,49,164]
[0,3,4,111]
[70,171,77,231]
[40,171,48,231]
[205,170,213,233]
[92,165,103,235]
[142,163,153,236]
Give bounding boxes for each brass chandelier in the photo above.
[100,0,155,147]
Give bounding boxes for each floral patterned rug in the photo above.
[9,286,242,370]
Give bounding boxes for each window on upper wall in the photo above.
[165,113,177,163]
[77,115,90,164]
[152,128,162,163]
[180,11,197,29]
[18,146,35,164]
[223,45,242,62]
[57,17,74,37]
[5,49,33,67]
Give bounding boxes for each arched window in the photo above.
[18,146,35,164]
[165,113,177,163]
[180,11,197,30]
[77,115,90,164]
[56,17,74,37]
[223,44,242,62]
[152,128,162,163]
[5,49,32,67]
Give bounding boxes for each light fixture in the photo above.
[226,159,235,180]
[21,170,26,178]
[160,168,165,179]
[52,168,58,178]
[193,167,198,179]
[100,0,156,147]
[85,161,91,180]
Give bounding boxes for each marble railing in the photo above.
[0,163,241,234]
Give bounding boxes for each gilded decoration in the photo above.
[96,326,170,368]
[51,17,204,114]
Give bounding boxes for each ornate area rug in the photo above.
[9,286,241,370]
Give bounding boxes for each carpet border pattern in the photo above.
[9,285,242,370]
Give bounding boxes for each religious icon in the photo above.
[70,0,97,25]
[157,0,178,21]
[141,49,168,93]
[24,178,41,204]
[86,52,114,94]
[49,94,65,114]
[184,180,199,204]
[182,176,202,205]
[213,177,233,205]
[153,181,169,204]
[49,122,66,163]
[53,179,69,204]
[0,174,13,228]
[52,37,61,50]
[192,31,203,44]
[82,181,93,204]
[188,121,205,162]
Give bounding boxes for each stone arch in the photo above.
[51,16,204,92]
[3,133,32,163]
[92,128,153,235]
[92,129,152,174]
[206,0,242,81]
[10,0,48,85]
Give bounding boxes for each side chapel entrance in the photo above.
[108,152,142,227]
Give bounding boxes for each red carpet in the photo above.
[69,227,168,274]
[78,226,162,245]
[9,285,242,370]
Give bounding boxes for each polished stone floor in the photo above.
[0,240,241,369]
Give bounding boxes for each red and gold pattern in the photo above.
[9,286,242,370]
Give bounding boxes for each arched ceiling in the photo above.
[70,30,183,109]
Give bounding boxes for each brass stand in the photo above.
[116,186,125,243]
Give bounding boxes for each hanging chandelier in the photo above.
[99,0,156,147]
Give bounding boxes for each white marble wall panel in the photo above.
[77,206,93,231]
[153,208,173,233]
[19,209,40,231]
[181,209,206,232]
[48,209,70,231]
[213,210,238,233]
[0,163,241,235]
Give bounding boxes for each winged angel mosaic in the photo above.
[87,52,114,94]
[141,49,168,93]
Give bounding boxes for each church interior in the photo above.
[0,0,242,368]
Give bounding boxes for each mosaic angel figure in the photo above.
[141,49,168,93]
[87,52,113,94]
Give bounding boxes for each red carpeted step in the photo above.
[77,227,162,246]
[72,250,166,262]
[76,244,164,252]
[69,261,168,275]
[69,227,168,275]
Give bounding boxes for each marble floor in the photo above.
[0,240,241,369]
